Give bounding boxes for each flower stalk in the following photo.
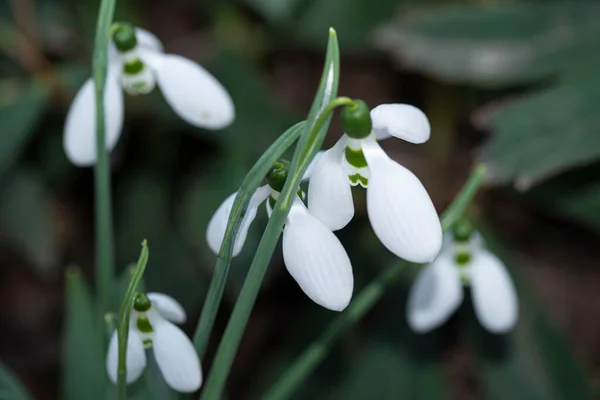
[116,240,149,400]
[199,29,341,400]
[92,0,117,320]
[263,165,486,400]
[192,121,305,359]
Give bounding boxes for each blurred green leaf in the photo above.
[63,267,106,400]
[295,0,399,50]
[376,2,600,84]
[480,75,600,188]
[471,227,596,400]
[0,170,56,275]
[210,50,296,159]
[0,81,48,178]
[115,172,169,263]
[0,361,33,400]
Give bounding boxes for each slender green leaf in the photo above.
[92,0,117,318]
[0,81,48,178]
[200,29,340,400]
[116,241,149,399]
[63,267,106,400]
[0,361,33,400]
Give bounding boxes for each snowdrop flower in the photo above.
[64,23,235,166]
[206,159,353,311]
[407,222,519,334]
[106,292,202,392]
[308,100,442,264]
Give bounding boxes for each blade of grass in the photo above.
[92,0,117,319]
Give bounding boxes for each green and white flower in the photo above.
[407,224,519,334]
[308,101,442,264]
[106,292,202,392]
[64,24,234,166]
[206,160,353,311]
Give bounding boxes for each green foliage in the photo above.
[377,1,600,187]
[249,0,400,50]
[0,361,33,400]
[0,81,48,178]
[63,267,106,400]
[0,170,56,275]
[377,2,600,84]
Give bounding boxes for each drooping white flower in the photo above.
[206,159,353,311]
[106,292,202,392]
[64,24,235,166]
[308,101,442,264]
[406,228,519,334]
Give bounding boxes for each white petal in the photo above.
[147,293,186,324]
[407,256,463,333]
[135,27,164,53]
[156,54,234,129]
[363,139,442,263]
[152,320,202,392]
[470,251,518,333]
[282,198,353,311]
[307,138,354,231]
[206,185,270,257]
[370,103,430,143]
[63,65,123,167]
[106,329,147,384]
[302,151,324,181]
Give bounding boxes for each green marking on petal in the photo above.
[455,251,471,265]
[142,339,152,348]
[136,316,153,333]
[345,146,368,168]
[348,174,368,187]
[123,59,144,75]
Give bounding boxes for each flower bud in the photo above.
[341,100,372,139]
[112,23,137,53]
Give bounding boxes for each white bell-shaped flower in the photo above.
[64,24,235,166]
[206,159,353,311]
[308,101,442,264]
[106,292,202,392]
[406,229,519,334]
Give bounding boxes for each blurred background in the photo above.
[1,0,600,398]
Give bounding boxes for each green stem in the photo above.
[263,165,487,400]
[92,0,116,319]
[200,31,341,398]
[192,121,305,359]
[199,99,351,400]
[117,241,150,399]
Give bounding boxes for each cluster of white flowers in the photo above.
[65,23,519,394]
